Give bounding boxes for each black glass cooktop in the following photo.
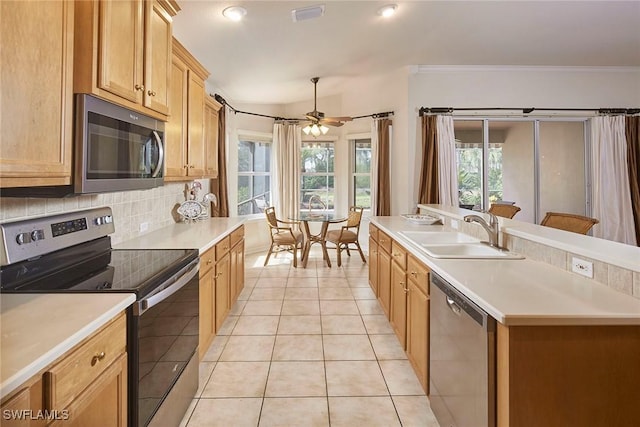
[0,236,197,298]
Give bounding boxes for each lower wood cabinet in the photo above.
[368,236,378,295]
[0,311,128,426]
[377,246,391,317]
[406,279,429,393]
[198,226,245,357]
[390,260,408,348]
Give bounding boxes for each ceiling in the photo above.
[172,1,640,105]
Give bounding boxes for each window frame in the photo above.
[300,140,336,213]
[350,137,372,211]
[236,132,273,218]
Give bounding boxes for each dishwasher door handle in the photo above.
[446,296,462,315]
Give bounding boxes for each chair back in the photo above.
[488,204,521,219]
[346,206,364,229]
[540,212,599,234]
[264,206,278,229]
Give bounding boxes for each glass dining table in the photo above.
[289,211,347,268]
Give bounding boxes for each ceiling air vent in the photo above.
[291,4,325,22]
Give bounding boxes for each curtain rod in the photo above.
[418,106,640,116]
[213,93,394,122]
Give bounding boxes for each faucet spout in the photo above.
[463,212,500,248]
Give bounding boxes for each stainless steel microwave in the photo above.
[74,94,164,194]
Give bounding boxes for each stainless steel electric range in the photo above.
[0,207,199,427]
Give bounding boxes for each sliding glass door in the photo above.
[453,118,588,224]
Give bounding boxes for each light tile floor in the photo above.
[180,248,440,427]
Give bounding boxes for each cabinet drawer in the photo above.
[215,236,231,261]
[369,224,379,242]
[378,230,392,254]
[44,312,126,411]
[230,225,245,247]
[391,241,407,270]
[407,255,430,295]
[200,247,215,277]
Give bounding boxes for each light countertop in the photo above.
[114,217,245,254]
[372,216,640,326]
[0,293,136,400]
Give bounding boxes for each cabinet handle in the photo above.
[403,287,410,293]
[206,259,213,265]
[147,89,156,96]
[189,165,195,169]
[135,84,144,91]
[410,271,417,277]
[91,351,106,366]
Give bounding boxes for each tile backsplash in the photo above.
[0,180,210,245]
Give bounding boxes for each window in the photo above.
[300,142,334,212]
[237,139,271,215]
[352,139,371,209]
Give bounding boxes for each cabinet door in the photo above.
[51,353,128,427]
[165,56,188,178]
[204,99,220,178]
[407,281,429,393]
[0,0,73,187]
[390,261,408,348]
[198,268,215,360]
[215,252,231,331]
[368,237,378,295]
[377,248,391,318]
[143,0,172,115]
[187,73,205,176]
[97,0,143,104]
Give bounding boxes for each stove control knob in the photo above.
[104,215,113,224]
[31,229,45,242]
[95,217,103,226]
[16,232,32,245]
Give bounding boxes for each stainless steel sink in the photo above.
[421,243,524,259]
[398,231,479,245]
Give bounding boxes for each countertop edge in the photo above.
[0,293,136,400]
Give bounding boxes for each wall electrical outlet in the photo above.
[571,257,593,278]
[139,222,149,233]
[450,219,459,230]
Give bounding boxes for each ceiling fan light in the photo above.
[320,125,329,134]
[222,6,247,21]
[302,125,312,135]
[378,4,397,17]
[310,124,321,137]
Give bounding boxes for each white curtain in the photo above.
[272,123,302,220]
[370,119,379,216]
[590,116,637,245]
[436,115,459,207]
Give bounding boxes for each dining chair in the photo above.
[325,206,367,267]
[488,203,521,219]
[540,212,599,235]
[264,207,304,267]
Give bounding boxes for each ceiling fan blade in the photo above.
[319,119,344,127]
[323,116,353,122]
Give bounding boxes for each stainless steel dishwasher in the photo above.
[429,272,496,427]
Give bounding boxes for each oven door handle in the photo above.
[151,130,164,178]
[134,259,200,316]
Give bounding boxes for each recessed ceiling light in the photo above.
[222,6,247,22]
[378,4,397,18]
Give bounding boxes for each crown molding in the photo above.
[412,65,640,74]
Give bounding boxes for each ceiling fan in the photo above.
[302,77,352,136]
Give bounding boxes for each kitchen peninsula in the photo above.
[370,214,640,427]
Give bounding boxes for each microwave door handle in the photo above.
[151,130,164,178]
[134,260,199,316]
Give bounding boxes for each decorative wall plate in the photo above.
[177,200,204,221]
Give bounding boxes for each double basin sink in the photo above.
[398,231,524,260]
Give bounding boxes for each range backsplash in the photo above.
[0,180,210,245]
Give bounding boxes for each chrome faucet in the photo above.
[463,211,500,248]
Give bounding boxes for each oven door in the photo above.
[75,94,164,194]
[129,259,199,427]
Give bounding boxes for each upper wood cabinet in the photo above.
[165,38,212,181]
[73,0,179,120]
[0,0,74,188]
